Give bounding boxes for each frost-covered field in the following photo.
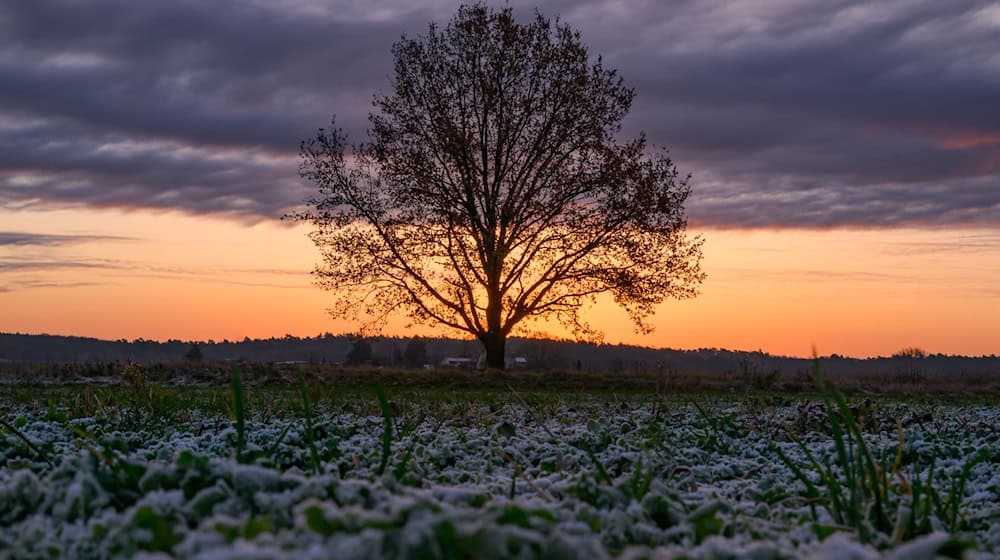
[1,384,999,559]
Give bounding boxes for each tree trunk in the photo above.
[482,331,506,371]
[483,264,505,371]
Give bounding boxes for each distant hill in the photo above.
[0,332,997,379]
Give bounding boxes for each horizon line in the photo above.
[3,330,997,361]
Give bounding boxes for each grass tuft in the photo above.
[774,354,987,544]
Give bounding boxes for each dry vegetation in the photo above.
[1,361,998,397]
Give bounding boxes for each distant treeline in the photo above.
[0,332,997,379]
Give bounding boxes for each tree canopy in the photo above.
[184,343,203,363]
[294,4,704,370]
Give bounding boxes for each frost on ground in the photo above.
[1,390,998,559]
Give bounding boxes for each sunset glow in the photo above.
[1,0,997,358]
[2,206,996,358]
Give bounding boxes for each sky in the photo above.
[1,0,998,357]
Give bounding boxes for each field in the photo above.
[1,364,999,559]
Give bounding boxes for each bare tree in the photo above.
[892,347,928,360]
[294,5,704,370]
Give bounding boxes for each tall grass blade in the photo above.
[231,365,246,464]
[945,449,987,530]
[374,384,392,476]
[298,373,321,475]
[771,442,821,521]
[393,438,418,481]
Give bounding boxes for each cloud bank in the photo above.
[1,0,997,228]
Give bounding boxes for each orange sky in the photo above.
[2,207,997,358]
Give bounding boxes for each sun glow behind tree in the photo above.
[294,5,704,370]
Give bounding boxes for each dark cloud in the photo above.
[0,259,117,272]
[883,231,1000,255]
[0,0,997,227]
[0,254,310,290]
[0,231,136,246]
[2,280,110,291]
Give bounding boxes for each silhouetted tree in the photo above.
[295,5,704,370]
[892,347,928,360]
[184,343,203,363]
[892,346,928,383]
[345,337,373,366]
[402,337,429,368]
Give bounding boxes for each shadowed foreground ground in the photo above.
[1,360,999,397]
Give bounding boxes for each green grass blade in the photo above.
[393,438,418,481]
[297,373,321,475]
[771,442,821,522]
[374,384,393,477]
[583,444,612,485]
[231,365,246,464]
[946,449,987,530]
[265,422,294,462]
[910,462,924,537]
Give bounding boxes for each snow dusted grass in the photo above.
[1,370,999,559]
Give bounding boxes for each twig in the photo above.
[1,418,53,467]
